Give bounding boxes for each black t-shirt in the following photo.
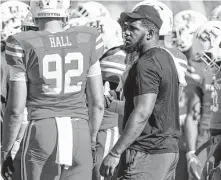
[123,47,180,154]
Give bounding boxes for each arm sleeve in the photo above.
[87,60,101,77]
[135,61,162,96]
[9,65,27,81]
[5,35,26,72]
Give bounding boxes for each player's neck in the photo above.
[38,20,64,33]
[141,40,158,54]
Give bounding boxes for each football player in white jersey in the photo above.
[1,0,104,180]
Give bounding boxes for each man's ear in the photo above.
[146,29,154,40]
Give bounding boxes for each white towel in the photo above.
[55,117,73,167]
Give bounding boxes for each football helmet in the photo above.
[209,5,221,21]
[132,0,173,36]
[86,17,123,53]
[21,12,39,31]
[71,1,110,18]
[1,0,30,41]
[63,17,90,30]
[30,0,71,18]
[165,10,207,52]
[100,50,126,84]
[193,21,221,75]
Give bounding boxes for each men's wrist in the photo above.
[1,150,9,163]
[186,150,196,160]
[109,150,121,159]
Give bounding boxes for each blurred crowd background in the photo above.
[1,0,221,20]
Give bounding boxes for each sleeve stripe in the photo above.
[185,71,201,80]
[100,61,126,71]
[5,50,24,58]
[174,58,188,69]
[96,34,102,42]
[87,60,101,77]
[6,42,23,50]
[96,42,104,50]
[102,68,124,75]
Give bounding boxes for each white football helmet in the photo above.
[63,17,90,30]
[209,5,221,21]
[30,0,70,19]
[132,0,173,36]
[21,12,39,31]
[193,21,221,75]
[71,1,110,18]
[165,10,207,52]
[86,17,123,53]
[1,0,30,41]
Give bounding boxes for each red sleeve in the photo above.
[5,35,26,72]
[91,34,104,66]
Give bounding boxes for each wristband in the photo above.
[109,151,121,159]
[1,151,9,163]
[186,150,196,160]
[109,150,121,159]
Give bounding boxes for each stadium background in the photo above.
[1,0,220,20]
[0,1,221,180]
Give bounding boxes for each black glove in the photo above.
[91,142,98,168]
[1,156,14,180]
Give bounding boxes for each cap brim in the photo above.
[120,12,144,21]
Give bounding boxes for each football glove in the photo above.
[91,142,98,168]
[1,156,14,180]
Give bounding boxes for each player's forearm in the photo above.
[184,115,198,151]
[111,109,150,156]
[2,110,23,155]
[88,103,104,142]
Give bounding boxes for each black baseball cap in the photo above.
[120,5,163,29]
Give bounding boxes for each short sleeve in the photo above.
[9,65,27,81]
[135,61,162,95]
[91,34,104,66]
[87,60,101,77]
[5,35,26,72]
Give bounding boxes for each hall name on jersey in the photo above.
[49,36,72,48]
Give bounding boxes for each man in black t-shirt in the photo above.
[100,5,180,180]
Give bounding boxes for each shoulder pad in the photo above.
[9,31,39,50]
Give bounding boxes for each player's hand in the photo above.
[202,156,221,180]
[208,163,221,180]
[186,151,202,180]
[1,156,14,180]
[100,151,120,178]
[91,141,97,168]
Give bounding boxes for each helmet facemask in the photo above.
[194,22,221,76]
